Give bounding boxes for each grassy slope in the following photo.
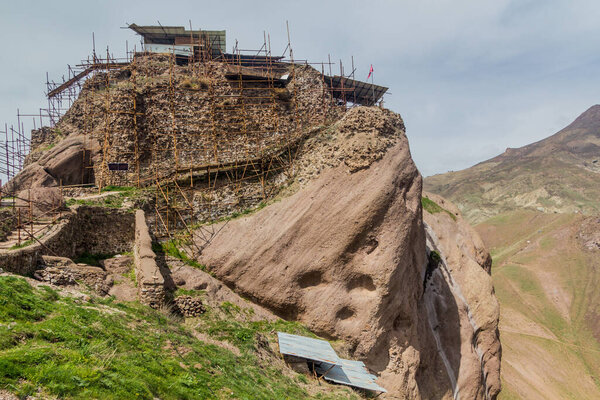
[0,276,360,400]
[476,210,600,400]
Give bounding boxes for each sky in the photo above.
[0,0,599,179]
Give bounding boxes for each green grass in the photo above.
[36,143,56,153]
[65,187,147,210]
[66,195,124,209]
[101,186,137,194]
[175,289,205,298]
[153,240,206,271]
[9,239,34,250]
[125,266,137,286]
[0,276,358,400]
[421,197,457,221]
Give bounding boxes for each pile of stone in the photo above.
[34,255,112,295]
[34,266,77,286]
[174,295,205,317]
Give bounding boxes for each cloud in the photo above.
[0,0,599,181]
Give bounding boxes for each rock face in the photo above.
[6,135,93,193]
[422,192,501,399]
[197,107,501,399]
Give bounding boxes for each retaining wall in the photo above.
[134,210,165,308]
[0,205,135,276]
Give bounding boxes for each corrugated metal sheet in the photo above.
[277,332,386,393]
[315,359,387,393]
[277,332,340,365]
[323,75,388,106]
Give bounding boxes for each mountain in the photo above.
[425,105,600,223]
[476,211,600,400]
[424,105,600,399]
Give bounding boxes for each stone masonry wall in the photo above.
[134,209,165,308]
[0,205,135,276]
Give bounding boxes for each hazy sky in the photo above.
[1,0,599,179]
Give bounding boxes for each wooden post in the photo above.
[17,208,21,246]
[28,190,33,240]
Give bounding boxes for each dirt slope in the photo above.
[195,107,502,399]
[425,105,600,223]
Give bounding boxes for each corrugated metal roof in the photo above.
[277,332,386,393]
[323,75,388,106]
[277,332,340,365]
[315,359,387,393]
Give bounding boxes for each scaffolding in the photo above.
[2,24,389,256]
[0,185,66,252]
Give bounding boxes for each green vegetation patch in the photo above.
[65,186,148,210]
[421,197,457,221]
[9,239,34,250]
[66,195,124,209]
[100,186,138,194]
[153,240,206,271]
[174,288,205,298]
[0,276,356,400]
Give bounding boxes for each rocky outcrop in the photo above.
[6,135,94,193]
[195,107,501,398]
[422,192,501,399]
[4,163,57,192]
[15,187,64,218]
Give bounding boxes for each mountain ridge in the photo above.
[424,104,600,223]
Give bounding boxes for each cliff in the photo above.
[195,107,502,399]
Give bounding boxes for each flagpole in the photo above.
[371,68,375,106]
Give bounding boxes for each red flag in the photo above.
[367,64,373,79]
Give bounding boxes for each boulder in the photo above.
[16,187,64,218]
[36,135,93,186]
[4,163,57,193]
[5,135,94,193]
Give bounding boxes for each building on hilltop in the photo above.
[128,23,226,60]
[3,23,391,246]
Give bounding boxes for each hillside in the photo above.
[423,104,600,399]
[476,211,600,399]
[0,273,361,400]
[425,105,600,223]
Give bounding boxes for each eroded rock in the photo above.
[423,192,501,399]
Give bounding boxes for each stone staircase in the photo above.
[0,219,58,250]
